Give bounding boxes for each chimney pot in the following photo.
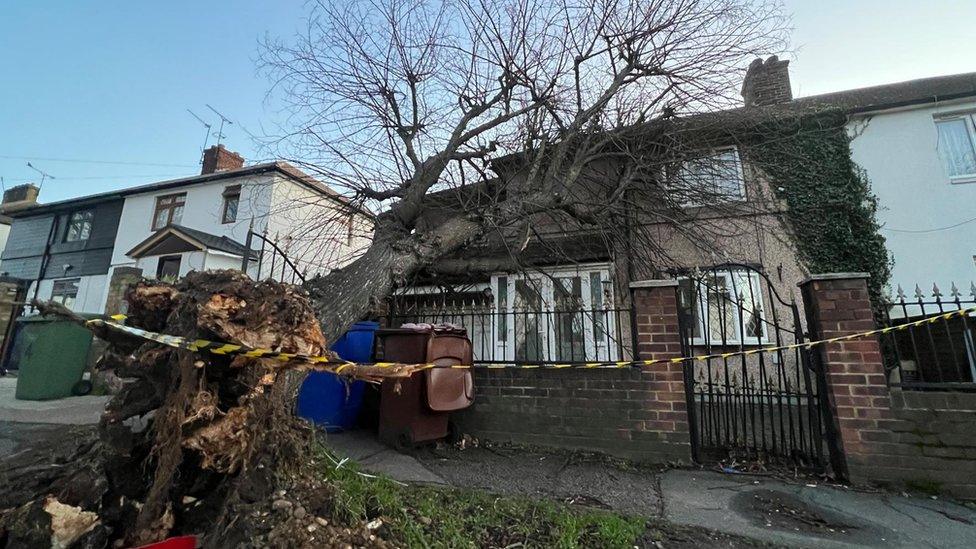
[201,145,245,175]
[741,56,792,107]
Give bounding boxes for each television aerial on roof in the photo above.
[205,104,233,148]
[25,162,55,191]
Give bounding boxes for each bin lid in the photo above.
[379,322,466,335]
[15,312,103,324]
[349,321,381,331]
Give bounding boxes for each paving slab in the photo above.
[0,377,110,425]
[324,430,446,485]
[420,445,664,516]
[660,469,976,549]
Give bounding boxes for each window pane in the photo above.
[65,211,93,242]
[170,204,184,225]
[223,195,239,223]
[554,276,584,361]
[496,277,508,342]
[514,279,544,362]
[52,278,80,309]
[589,272,606,340]
[679,148,744,205]
[937,119,976,177]
[153,209,169,230]
[705,276,737,343]
[733,273,765,340]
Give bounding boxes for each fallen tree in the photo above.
[1,0,800,545]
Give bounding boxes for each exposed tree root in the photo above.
[0,270,376,548]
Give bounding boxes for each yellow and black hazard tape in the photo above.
[86,306,976,371]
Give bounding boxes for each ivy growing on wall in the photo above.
[745,111,893,308]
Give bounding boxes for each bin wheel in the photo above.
[72,380,93,396]
[446,420,462,445]
[395,432,414,452]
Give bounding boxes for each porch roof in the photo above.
[126,224,248,259]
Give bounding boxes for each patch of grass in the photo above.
[316,446,646,548]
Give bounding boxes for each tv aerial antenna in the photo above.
[186,109,213,161]
[205,104,233,148]
[26,162,55,191]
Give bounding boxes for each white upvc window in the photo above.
[935,114,976,183]
[675,146,746,206]
[491,266,618,363]
[679,269,767,346]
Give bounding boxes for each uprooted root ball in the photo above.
[0,270,386,548]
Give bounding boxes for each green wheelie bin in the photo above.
[9,315,95,400]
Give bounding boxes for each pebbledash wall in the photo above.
[456,274,976,500]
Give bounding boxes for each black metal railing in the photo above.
[679,264,834,470]
[242,229,307,285]
[387,304,631,365]
[881,283,976,391]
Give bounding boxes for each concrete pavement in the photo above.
[0,376,110,425]
[325,430,976,548]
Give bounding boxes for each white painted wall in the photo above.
[109,172,275,271]
[31,274,108,314]
[0,222,10,258]
[263,174,373,279]
[848,99,976,297]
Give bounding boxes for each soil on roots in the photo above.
[0,270,379,548]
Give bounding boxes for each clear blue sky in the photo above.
[2,0,974,203]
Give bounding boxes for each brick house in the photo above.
[381,59,976,480]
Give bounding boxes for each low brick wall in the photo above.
[454,281,692,464]
[868,390,976,499]
[802,273,976,500]
[455,368,691,463]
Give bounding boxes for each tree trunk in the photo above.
[305,216,482,341]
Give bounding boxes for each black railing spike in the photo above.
[896,284,906,301]
[950,282,961,299]
[914,284,925,300]
[971,282,976,299]
[932,283,942,300]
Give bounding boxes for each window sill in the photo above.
[949,176,976,185]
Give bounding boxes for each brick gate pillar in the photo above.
[800,273,894,481]
[629,280,691,460]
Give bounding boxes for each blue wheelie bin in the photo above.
[297,321,379,431]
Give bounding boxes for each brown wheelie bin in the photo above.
[376,325,474,447]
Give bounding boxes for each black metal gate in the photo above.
[678,264,837,471]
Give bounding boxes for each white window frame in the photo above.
[682,270,767,347]
[934,113,976,184]
[51,278,81,309]
[491,264,618,363]
[64,210,94,242]
[674,146,747,206]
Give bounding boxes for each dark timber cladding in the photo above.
[0,199,124,280]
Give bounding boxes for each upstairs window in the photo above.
[152,193,186,230]
[935,115,976,182]
[51,278,80,309]
[675,147,746,205]
[64,210,93,242]
[221,185,241,224]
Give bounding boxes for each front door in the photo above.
[156,255,182,280]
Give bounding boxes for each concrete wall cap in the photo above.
[798,272,871,286]
[629,279,680,288]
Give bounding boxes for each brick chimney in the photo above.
[2,183,40,208]
[741,56,792,107]
[201,145,245,175]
